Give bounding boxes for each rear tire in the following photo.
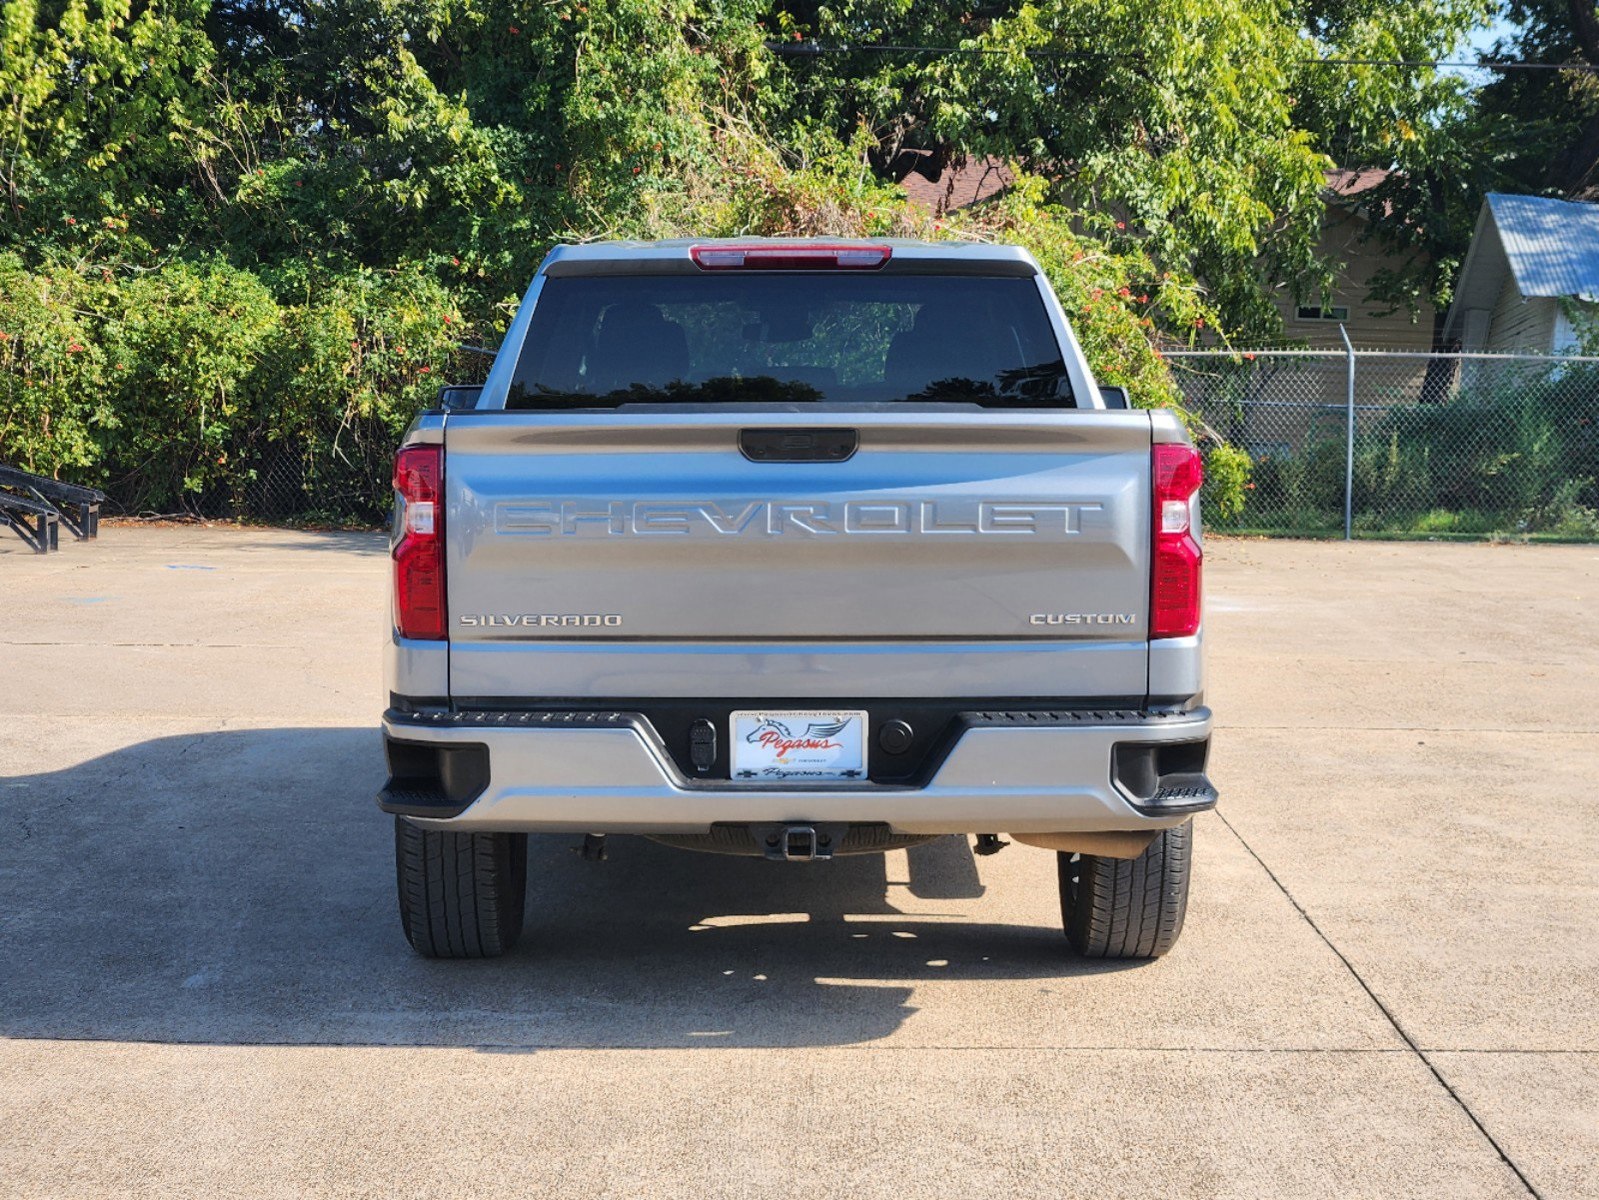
[395,817,528,958]
[1058,821,1191,958]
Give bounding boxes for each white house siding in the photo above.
[1458,279,1568,395]
[1551,305,1595,353]
[1553,308,1573,352]
[1485,273,1558,352]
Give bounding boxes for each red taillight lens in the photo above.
[1151,443,1203,639]
[393,445,445,640]
[689,244,892,271]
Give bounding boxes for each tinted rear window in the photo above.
[506,274,1074,408]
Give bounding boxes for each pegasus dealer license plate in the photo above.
[730,710,868,783]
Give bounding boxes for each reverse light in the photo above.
[689,244,892,271]
[1151,443,1203,639]
[393,444,445,640]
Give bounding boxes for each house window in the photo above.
[1296,304,1350,321]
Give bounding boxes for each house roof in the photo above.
[1325,168,1389,199]
[1444,193,1599,338]
[1323,168,1398,220]
[900,156,1014,213]
[1485,193,1599,300]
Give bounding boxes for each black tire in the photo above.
[1057,821,1192,959]
[395,817,528,958]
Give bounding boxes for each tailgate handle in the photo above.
[739,428,858,463]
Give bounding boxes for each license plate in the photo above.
[729,710,868,783]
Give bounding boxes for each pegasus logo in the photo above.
[746,717,850,756]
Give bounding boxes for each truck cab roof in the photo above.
[539,238,1041,277]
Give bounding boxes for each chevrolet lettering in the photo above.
[380,237,1215,963]
[495,499,1103,537]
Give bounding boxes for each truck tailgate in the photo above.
[444,409,1152,697]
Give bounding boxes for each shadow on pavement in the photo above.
[227,530,388,556]
[0,728,1134,1049]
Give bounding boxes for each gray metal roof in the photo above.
[1487,192,1599,302]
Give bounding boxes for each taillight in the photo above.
[393,444,445,640]
[1151,443,1203,639]
[689,244,892,271]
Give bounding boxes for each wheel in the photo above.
[394,816,528,958]
[1057,820,1192,959]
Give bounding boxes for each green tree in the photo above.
[1340,95,1519,345]
[0,0,216,255]
[1327,1,1596,343]
[1476,0,1599,194]
[758,0,1490,336]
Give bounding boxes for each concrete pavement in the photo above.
[0,527,1595,1197]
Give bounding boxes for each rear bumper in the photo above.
[378,706,1215,836]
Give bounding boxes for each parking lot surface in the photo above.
[1,527,1596,1198]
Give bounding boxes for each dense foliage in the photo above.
[0,0,1501,518]
[0,252,466,515]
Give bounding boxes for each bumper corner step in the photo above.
[377,782,473,820]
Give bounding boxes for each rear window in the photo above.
[505,274,1074,408]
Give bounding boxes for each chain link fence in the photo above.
[1170,346,1599,540]
[97,343,1599,540]
[214,412,410,526]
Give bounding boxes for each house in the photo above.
[1443,193,1599,354]
[898,155,1014,215]
[1269,169,1436,351]
[1170,170,1442,455]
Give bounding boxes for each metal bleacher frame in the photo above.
[0,489,60,553]
[0,464,105,553]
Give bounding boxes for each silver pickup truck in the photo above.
[379,238,1215,961]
